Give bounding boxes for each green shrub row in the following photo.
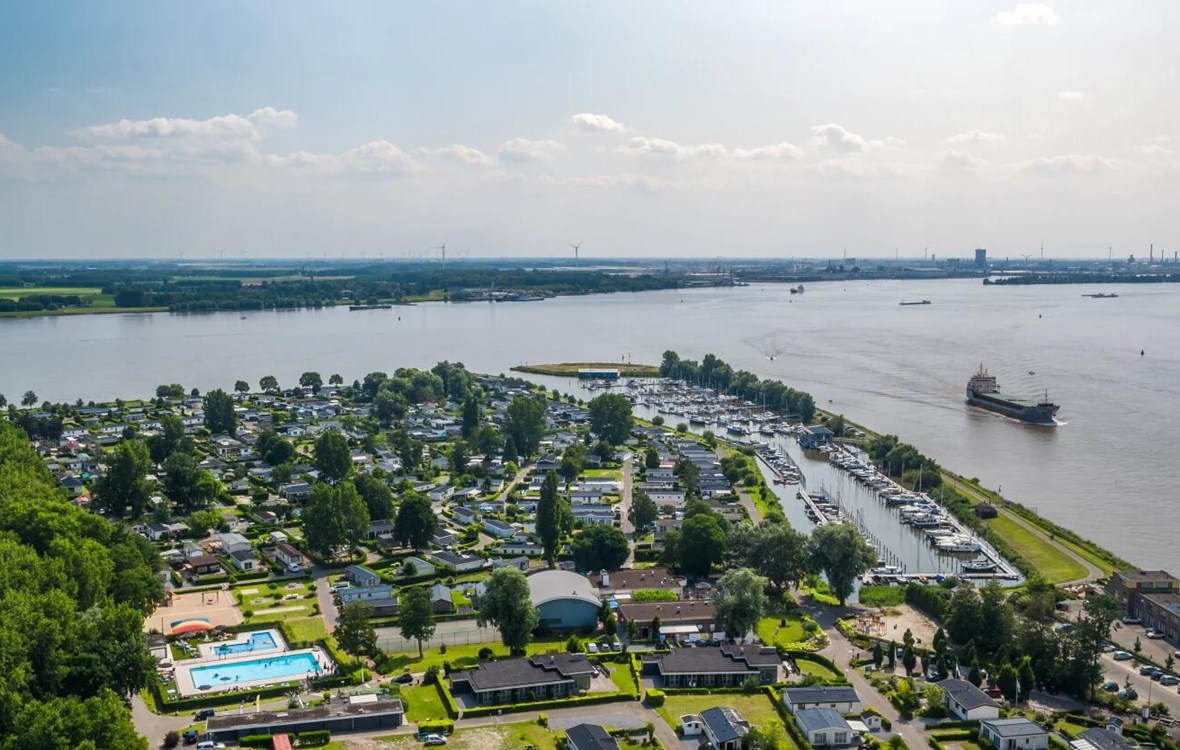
[461,691,630,718]
[435,679,460,719]
[644,689,665,707]
[154,681,295,713]
[764,686,811,750]
[418,719,455,734]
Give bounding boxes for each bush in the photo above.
[424,665,440,685]
[163,730,180,749]
[296,729,331,746]
[463,691,630,717]
[239,736,275,748]
[435,680,460,719]
[538,713,549,728]
[478,646,495,660]
[644,689,666,707]
[418,719,454,735]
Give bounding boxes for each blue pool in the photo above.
[190,652,322,689]
[214,631,278,656]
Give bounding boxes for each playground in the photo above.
[145,586,243,635]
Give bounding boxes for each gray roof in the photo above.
[528,570,601,608]
[795,707,852,735]
[567,724,621,750]
[701,707,748,743]
[1077,728,1136,750]
[937,678,999,710]
[981,719,1047,738]
[451,653,594,692]
[784,685,861,705]
[658,644,779,675]
[430,583,452,601]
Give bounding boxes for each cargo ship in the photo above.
[966,365,1059,425]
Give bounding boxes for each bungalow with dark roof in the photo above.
[618,600,717,642]
[449,653,595,706]
[980,718,1048,750]
[783,685,863,714]
[937,679,1000,721]
[566,723,620,750]
[796,708,854,747]
[647,644,781,687]
[700,706,750,750]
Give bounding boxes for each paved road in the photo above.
[132,693,190,749]
[1101,652,1180,715]
[313,565,341,632]
[619,455,636,565]
[1108,621,1180,668]
[943,475,1101,585]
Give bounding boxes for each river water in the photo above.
[2,279,1176,568]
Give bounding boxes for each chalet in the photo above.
[60,475,85,496]
[217,532,252,555]
[587,567,683,598]
[571,504,615,526]
[502,541,544,557]
[452,506,478,526]
[185,554,222,577]
[274,543,307,569]
[339,584,398,615]
[980,719,1049,750]
[566,724,620,750]
[432,531,459,549]
[431,584,455,614]
[700,707,750,750]
[937,679,1000,721]
[229,548,258,572]
[783,686,863,715]
[1071,729,1137,750]
[401,557,435,576]
[429,550,487,573]
[482,519,516,538]
[493,556,531,572]
[429,485,454,503]
[618,600,717,642]
[281,482,312,502]
[345,565,383,588]
[796,708,854,747]
[646,644,781,687]
[450,653,595,706]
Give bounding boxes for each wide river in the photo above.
[2,279,1176,568]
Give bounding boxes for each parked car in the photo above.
[1102,643,1117,653]
[1119,688,1139,700]
[1139,665,1158,676]
[1103,681,1120,692]
[287,563,303,573]
[1123,616,1142,625]
[422,734,448,746]
[194,708,216,721]
[183,729,200,745]
[1147,629,1166,639]
[586,642,598,654]
[395,672,414,684]
[196,743,226,750]
[1160,675,1179,686]
[331,581,351,591]
[1114,651,1133,661]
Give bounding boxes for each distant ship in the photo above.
[966,365,1059,426]
[899,300,931,306]
[1082,293,1119,299]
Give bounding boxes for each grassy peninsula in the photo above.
[511,362,660,377]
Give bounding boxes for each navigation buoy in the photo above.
[1141,349,1145,356]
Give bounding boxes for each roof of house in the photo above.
[1076,728,1136,750]
[981,718,1047,738]
[1112,570,1176,583]
[784,685,861,705]
[187,554,221,567]
[795,707,852,735]
[701,707,749,744]
[431,550,483,566]
[528,570,601,609]
[347,564,380,579]
[618,600,716,625]
[230,548,256,561]
[451,653,594,692]
[657,644,779,675]
[275,542,302,558]
[566,724,621,750]
[937,679,1000,710]
[430,583,452,601]
[590,567,683,591]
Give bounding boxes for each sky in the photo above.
[0,1,1177,260]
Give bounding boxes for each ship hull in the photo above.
[966,389,1059,425]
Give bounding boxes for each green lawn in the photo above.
[380,637,571,674]
[400,683,447,723]
[235,580,318,624]
[983,514,1087,583]
[584,468,623,479]
[607,661,639,695]
[657,693,783,734]
[0,286,105,299]
[283,616,329,643]
[857,585,906,607]
[795,656,841,681]
[756,616,807,648]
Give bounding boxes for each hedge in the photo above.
[418,719,455,734]
[154,681,295,713]
[764,686,810,750]
[435,679,460,719]
[461,691,630,718]
[644,689,665,707]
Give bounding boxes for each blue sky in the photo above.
[1,1,1177,258]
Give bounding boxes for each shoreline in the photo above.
[512,362,660,378]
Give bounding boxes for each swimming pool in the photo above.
[214,631,277,656]
[189,652,322,689]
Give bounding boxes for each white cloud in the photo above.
[733,142,802,161]
[417,144,493,166]
[810,124,868,152]
[996,3,1060,26]
[619,136,726,159]
[1016,154,1121,174]
[497,138,565,163]
[77,106,297,140]
[265,140,416,174]
[938,149,987,169]
[0,133,22,162]
[1136,137,1176,157]
[947,129,1007,146]
[1057,91,1086,102]
[569,113,626,133]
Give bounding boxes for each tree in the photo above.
[888,640,897,670]
[651,614,662,641]
[504,396,546,457]
[478,567,539,655]
[155,383,185,399]
[300,371,324,393]
[329,373,344,386]
[94,440,152,518]
[21,390,37,407]
[233,380,249,393]
[256,429,296,466]
[302,482,369,558]
[461,394,480,440]
[629,490,657,531]
[502,433,519,464]
[202,388,237,435]
[572,525,630,571]
[259,375,279,392]
[335,602,377,670]
[314,429,352,483]
[588,392,633,445]
[677,513,727,577]
[163,452,220,512]
[737,521,809,592]
[746,724,789,750]
[449,440,470,475]
[537,470,563,568]
[872,641,884,669]
[902,645,917,676]
[807,523,876,605]
[1017,656,1036,702]
[147,413,186,462]
[968,658,983,686]
[644,447,660,470]
[398,586,437,657]
[978,579,1015,657]
[394,495,437,550]
[559,442,588,484]
[0,393,5,408]
[715,568,770,639]
[997,662,1019,703]
[186,509,221,536]
[353,473,395,521]
[674,456,700,499]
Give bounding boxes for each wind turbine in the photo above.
[1020,254,1033,262]
[433,241,447,265]
[569,242,582,262]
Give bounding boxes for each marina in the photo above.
[608,377,1021,589]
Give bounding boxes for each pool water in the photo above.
[190,652,321,688]
[214,631,278,656]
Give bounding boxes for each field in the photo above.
[511,362,660,377]
[756,616,807,649]
[0,286,105,299]
[234,580,319,625]
[857,584,906,608]
[983,514,1087,583]
[379,636,571,674]
[656,692,783,735]
[282,616,329,643]
[795,656,841,681]
[399,683,447,723]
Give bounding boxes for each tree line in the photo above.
[659,350,817,423]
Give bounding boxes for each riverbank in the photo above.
[511,362,660,377]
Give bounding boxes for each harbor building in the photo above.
[1105,570,1180,617]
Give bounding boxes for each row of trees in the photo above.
[0,420,164,748]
